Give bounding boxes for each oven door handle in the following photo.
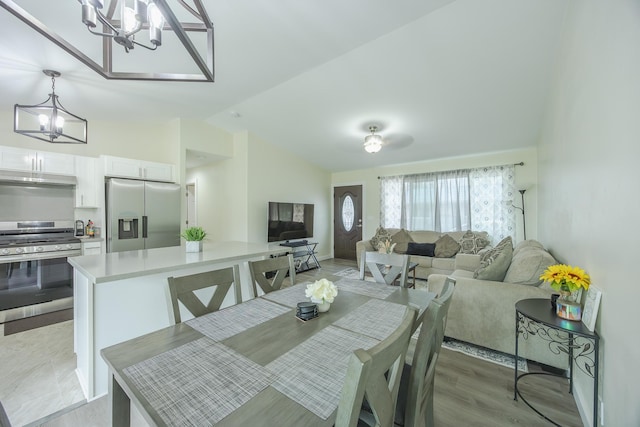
[0,250,82,264]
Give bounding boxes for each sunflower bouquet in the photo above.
[540,264,591,293]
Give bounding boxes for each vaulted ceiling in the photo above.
[0,0,568,171]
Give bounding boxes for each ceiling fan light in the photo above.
[364,135,382,153]
[363,126,383,153]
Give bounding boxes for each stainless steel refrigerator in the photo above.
[106,178,181,253]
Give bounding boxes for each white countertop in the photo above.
[68,241,285,284]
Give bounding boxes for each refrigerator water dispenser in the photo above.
[118,218,139,239]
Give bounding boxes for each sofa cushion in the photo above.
[406,242,436,257]
[432,257,456,271]
[407,230,441,243]
[434,234,461,258]
[504,246,556,286]
[458,230,491,254]
[474,236,513,281]
[370,227,392,251]
[512,239,545,257]
[391,229,414,254]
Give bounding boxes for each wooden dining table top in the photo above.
[101,278,435,427]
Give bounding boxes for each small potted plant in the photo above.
[181,226,207,252]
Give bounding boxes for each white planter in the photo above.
[185,241,203,253]
[317,302,331,313]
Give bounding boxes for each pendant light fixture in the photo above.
[14,70,88,144]
[364,125,383,153]
[0,1,215,82]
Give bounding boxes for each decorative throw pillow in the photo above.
[407,242,436,257]
[474,236,513,281]
[458,230,491,254]
[504,245,556,286]
[434,234,461,258]
[390,229,414,254]
[369,227,392,251]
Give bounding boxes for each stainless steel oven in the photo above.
[0,221,81,324]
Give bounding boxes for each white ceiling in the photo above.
[0,0,568,172]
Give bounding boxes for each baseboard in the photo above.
[574,383,593,427]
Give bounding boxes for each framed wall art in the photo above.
[581,286,602,331]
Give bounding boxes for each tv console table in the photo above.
[279,241,320,273]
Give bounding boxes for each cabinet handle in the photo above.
[81,195,84,206]
[39,159,43,171]
[32,158,35,171]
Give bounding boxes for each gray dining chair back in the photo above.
[0,400,11,427]
[167,265,241,324]
[397,277,456,427]
[335,307,417,427]
[248,254,295,296]
[359,251,411,287]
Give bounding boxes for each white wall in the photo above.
[0,110,176,163]
[537,1,640,426]
[187,131,332,258]
[332,147,538,243]
[246,131,331,258]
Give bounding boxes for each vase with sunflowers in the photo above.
[540,264,591,320]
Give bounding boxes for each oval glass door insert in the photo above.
[342,195,355,231]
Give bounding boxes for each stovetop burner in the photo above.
[0,220,82,256]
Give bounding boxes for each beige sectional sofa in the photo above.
[358,229,566,368]
[428,239,567,369]
[356,229,487,280]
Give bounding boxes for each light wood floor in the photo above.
[18,258,583,426]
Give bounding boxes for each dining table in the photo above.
[101,277,436,427]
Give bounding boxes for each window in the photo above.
[380,165,515,243]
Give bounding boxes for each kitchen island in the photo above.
[69,241,286,400]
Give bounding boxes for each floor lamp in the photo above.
[512,189,527,240]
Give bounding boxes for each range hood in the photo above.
[0,169,77,186]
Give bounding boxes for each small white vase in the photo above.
[185,241,203,253]
[317,302,331,313]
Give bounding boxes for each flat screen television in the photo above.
[267,202,314,242]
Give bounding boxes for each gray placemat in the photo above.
[336,277,398,299]
[123,337,276,426]
[266,325,379,420]
[333,298,408,341]
[186,298,291,341]
[261,282,311,308]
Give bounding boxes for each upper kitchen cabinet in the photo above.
[102,155,175,183]
[75,156,99,208]
[0,146,76,176]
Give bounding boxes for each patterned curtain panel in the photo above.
[380,175,403,228]
[380,164,516,243]
[469,165,516,243]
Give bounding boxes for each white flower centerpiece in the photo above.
[305,278,338,313]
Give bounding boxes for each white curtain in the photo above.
[469,165,516,243]
[380,164,516,243]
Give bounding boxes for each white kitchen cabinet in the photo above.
[75,156,99,208]
[82,240,102,255]
[0,146,75,175]
[102,155,174,182]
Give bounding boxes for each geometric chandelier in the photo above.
[0,0,215,82]
[14,70,88,144]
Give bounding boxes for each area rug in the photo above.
[441,338,528,372]
[334,267,363,280]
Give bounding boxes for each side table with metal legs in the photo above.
[514,298,599,426]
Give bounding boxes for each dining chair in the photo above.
[247,253,295,296]
[359,251,411,287]
[167,265,241,324]
[335,307,417,427]
[396,277,456,427]
[0,400,11,427]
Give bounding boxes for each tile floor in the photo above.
[0,320,84,426]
